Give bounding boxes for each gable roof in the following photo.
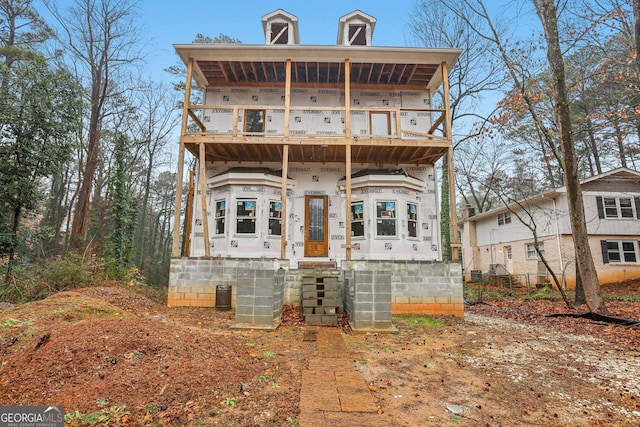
[337,10,377,45]
[261,9,300,44]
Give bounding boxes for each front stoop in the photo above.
[301,269,343,326]
[299,328,390,427]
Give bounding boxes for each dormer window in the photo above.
[349,24,366,45]
[262,9,299,45]
[270,22,289,44]
[337,10,376,46]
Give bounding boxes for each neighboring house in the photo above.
[168,9,463,330]
[460,168,640,289]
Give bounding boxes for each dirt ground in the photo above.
[0,283,639,426]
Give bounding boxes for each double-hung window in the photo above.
[597,196,637,219]
[376,201,397,237]
[268,200,282,236]
[351,202,364,237]
[407,203,418,238]
[236,199,257,234]
[498,212,511,226]
[601,240,638,263]
[215,200,226,235]
[526,242,545,259]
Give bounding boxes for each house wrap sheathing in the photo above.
[168,9,463,330]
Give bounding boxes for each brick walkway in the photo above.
[299,328,389,426]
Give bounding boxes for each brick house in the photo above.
[168,9,463,330]
[460,168,640,289]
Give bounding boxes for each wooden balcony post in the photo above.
[345,59,352,261]
[198,142,211,257]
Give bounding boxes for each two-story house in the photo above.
[168,9,463,330]
[460,168,640,289]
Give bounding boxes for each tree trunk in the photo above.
[534,0,604,313]
[440,156,451,261]
[586,118,602,175]
[613,118,627,168]
[574,260,586,306]
[70,83,102,248]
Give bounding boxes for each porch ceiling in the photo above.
[196,60,439,87]
[174,44,461,90]
[182,138,449,165]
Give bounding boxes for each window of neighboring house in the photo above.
[351,202,364,237]
[215,200,226,235]
[601,240,638,263]
[498,212,511,226]
[407,202,418,238]
[348,24,367,45]
[244,110,265,134]
[597,196,638,219]
[268,200,282,236]
[236,199,257,234]
[526,242,545,259]
[270,22,289,44]
[376,200,397,237]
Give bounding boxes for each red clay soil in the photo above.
[0,283,638,426]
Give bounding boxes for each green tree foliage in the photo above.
[0,58,82,276]
[104,133,137,279]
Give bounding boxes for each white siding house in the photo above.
[460,168,640,289]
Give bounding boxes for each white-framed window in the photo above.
[351,202,364,237]
[602,240,638,263]
[215,199,226,235]
[376,200,397,237]
[526,242,545,259]
[268,200,282,236]
[497,211,511,226]
[407,202,418,238]
[604,197,634,218]
[236,199,257,234]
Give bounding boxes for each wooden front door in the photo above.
[304,195,328,257]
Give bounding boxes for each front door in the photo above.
[504,246,513,273]
[304,195,328,257]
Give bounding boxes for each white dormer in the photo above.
[262,9,299,45]
[337,10,376,46]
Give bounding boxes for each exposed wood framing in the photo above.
[281,59,292,259]
[345,59,352,260]
[199,142,211,257]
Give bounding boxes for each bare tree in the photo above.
[533,0,604,313]
[45,0,144,249]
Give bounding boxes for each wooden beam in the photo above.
[344,59,351,138]
[284,59,292,137]
[442,61,460,261]
[188,109,206,132]
[199,142,211,257]
[281,145,289,259]
[428,114,445,134]
[345,144,352,261]
[345,59,352,261]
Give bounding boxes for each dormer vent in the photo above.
[262,9,299,45]
[337,10,376,46]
